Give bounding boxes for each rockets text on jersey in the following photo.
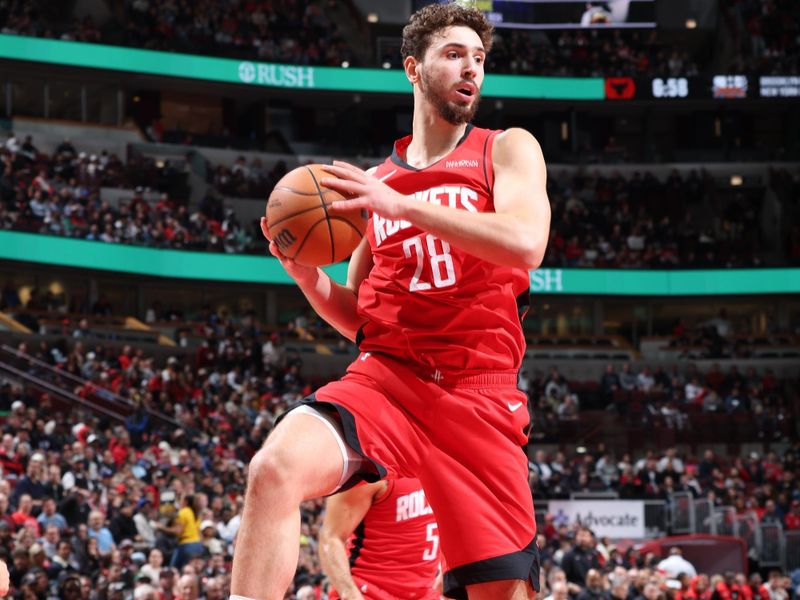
[357,124,531,371]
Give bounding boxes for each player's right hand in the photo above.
[0,558,9,597]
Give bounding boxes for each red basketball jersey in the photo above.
[358,125,530,371]
[346,478,440,599]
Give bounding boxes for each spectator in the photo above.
[156,493,206,569]
[657,448,685,475]
[36,496,67,532]
[561,526,602,586]
[87,509,116,555]
[200,520,224,557]
[10,453,47,506]
[619,363,638,391]
[599,363,621,405]
[658,547,697,578]
[138,548,164,585]
[109,500,139,544]
[175,573,200,600]
[784,500,800,530]
[637,367,656,394]
[577,569,606,600]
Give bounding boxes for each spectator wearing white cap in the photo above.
[200,520,224,556]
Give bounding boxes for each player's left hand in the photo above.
[321,161,407,220]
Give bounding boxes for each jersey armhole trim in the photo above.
[483,129,500,195]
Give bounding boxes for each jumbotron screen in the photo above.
[417,0,657,30]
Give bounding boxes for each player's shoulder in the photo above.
[492,127,544,167]
[494,127,541,152]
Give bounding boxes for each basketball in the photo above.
[265,164,368,267]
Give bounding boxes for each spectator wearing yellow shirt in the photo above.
[156,493,207,569]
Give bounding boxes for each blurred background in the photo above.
[0,0,798,598]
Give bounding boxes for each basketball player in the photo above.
[231,3,550,599]
[0,559,8,596]
[320,478,441,600]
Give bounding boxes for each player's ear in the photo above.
[404,56,420,84]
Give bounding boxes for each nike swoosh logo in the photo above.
[508,402,524,412]
[378,169,397,183]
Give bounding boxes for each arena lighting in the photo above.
[730,175,743,186]
[685,18,697,29]
[366,12,379,23]
[382,61,391,69]
[341,60,350,69]
[561,122,568,141]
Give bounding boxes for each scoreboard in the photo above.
[416,0,657,30]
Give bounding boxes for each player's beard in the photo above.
[419,68,481,125]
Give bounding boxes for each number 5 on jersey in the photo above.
[422,522,439,561]
[403,234,456,292]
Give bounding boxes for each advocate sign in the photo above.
[548,500,645,538]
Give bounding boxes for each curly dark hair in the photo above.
[401,2,494,61]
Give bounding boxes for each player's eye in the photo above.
[447,51,459,59]
[475,55,484,64]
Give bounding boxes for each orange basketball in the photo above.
[266,164,368,267]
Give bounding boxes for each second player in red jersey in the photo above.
[320,478,441,600]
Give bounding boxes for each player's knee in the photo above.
[246,445,299,499]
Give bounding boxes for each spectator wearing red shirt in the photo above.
[736,574,753,600]
[683,575,712,600]
[784,500,800,530]
[712,572,743,600]
[10,494,36,529]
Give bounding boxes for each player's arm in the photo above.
[261,218,371,341]
[0,558,8,597]
[319,481,386,600]
[324,129,551,270]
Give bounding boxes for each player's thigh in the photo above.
[421,386,538,597]
[304,370,428,481]
[467,579,535,600]
[251,411,344,501]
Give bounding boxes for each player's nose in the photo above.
[461,57,478,78]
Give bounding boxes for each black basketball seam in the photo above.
[268,204,326,228]
[328,215,365,238]
[290,217,329,262]
[305,166,336,264]
[273,186,337,197]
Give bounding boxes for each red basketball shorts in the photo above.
[327,575,441,600]
[295,352,540,599]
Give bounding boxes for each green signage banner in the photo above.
[0,34,604,100]
[1,232,798,296]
